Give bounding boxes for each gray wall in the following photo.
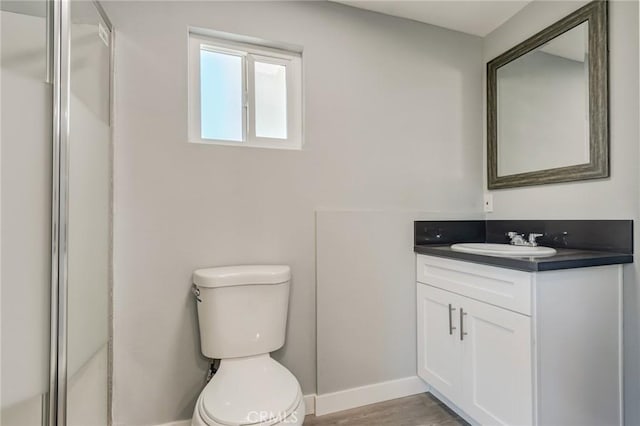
[104,1,483,424]
[483,1,640,424]
[316,210,480,395]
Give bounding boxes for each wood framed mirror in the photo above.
[487,0,608,190]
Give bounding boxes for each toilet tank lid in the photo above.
[193,265,291,288]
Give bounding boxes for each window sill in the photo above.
[188,137,302,151]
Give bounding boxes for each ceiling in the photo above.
[331,0,532,37]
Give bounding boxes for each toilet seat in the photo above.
[196,355,303,426]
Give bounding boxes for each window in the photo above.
[188,29,303,149]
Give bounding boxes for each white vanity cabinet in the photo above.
[416,254,622,426]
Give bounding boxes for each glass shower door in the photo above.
[1,2,53,425]
[1,1,113,424]
[65,1,112,425]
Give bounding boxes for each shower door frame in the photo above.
[49,1,113,425]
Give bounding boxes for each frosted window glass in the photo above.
[200,49,243,141]
[255,62,287,139]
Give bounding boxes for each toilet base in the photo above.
[190,355,305,426]
[191,395,305,426]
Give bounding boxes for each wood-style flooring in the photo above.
[304,393,468,426]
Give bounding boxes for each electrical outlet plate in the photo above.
[483,193,493,212]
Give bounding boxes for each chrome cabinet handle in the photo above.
[460,308,468,341]
[448,304,457,335]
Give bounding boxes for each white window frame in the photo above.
[188,30,303,150]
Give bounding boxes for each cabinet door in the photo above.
[460,296,533,426]
[417,284,462,403]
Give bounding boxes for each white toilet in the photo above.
[191,265,305,426]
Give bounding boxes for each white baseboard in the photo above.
[304,394,316,415]
[314,376,429,416]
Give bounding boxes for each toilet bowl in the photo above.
[190,265,305,426]
[191,355,305,426]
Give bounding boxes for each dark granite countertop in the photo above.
[414,244,633,272]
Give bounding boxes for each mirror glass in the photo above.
[496,22,589,176]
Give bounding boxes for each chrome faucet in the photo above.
[507,232,544,247]
[528,233,544,246]
[507,232,527,246]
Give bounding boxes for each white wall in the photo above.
[483,1,640,424]
[103,1,483,424]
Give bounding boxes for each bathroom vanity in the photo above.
[414,220,633,426]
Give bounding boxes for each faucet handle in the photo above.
[506,231,525,245]
[528,233,544,246]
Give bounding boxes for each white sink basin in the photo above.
[450,243,557,257]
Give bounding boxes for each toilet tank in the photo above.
[192,265,291,359]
